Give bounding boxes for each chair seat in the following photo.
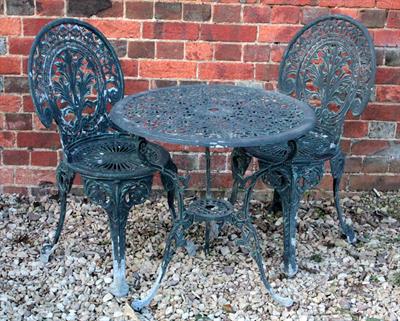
[66,133,171,179]
[245,129,339,164]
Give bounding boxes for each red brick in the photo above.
[0,95,21,112]
[85,19,140,39]
[271,6,300,24]
[243,6,271,23]
[128,41,155,59]
[155,2,182,20]
[374,30,400,47]
[17,132,60,149]
[0,57,21,75]
[319,0,374,7]
[126,1,153,19]
[22,57,28,75]
[183,4,211,22]
[259,25,300,43]
[349,175,400,191]
[31,151,57,166]
[5,113,32,130]
[344,157,363,173]
[0,131,16,147]
[0,168,14,185]
[3,186,28,194]
[376,85,400,102]
[140,60,196,79]
[156,42,184,59]
[124,79,149,95]
[0,114,4,129]
[362,104,400,121]
[271,45,286,62]
[119,59,138,77]
[243,45,270,62]
[215,44,242,61]
[360,9,387,28]
[36,0,64,16]
[15,168,55,185]
[200,25,257,42]
[23,18,52,36]
[213,5,241,23]
[351,140,390,156]
[172,153,199,170]
[0,18,21,36]
[8,37,34,55]
[143,22,199,40]
[330,8,360,19]
[343,121,368,138]
[22,95,34,112]
[363,157,389,173]
[199,62,253,80]
[185,42,213,60]
[376,67,400,85]
[97,1,123,17]
[199,154,227,171]
[376,0,400,9]
[255,64,279,81]
[387,10,400,28]
[301,7,329,24]
[261,0,311,4]
[3,150,29,165]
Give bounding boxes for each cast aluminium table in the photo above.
[110,84,316,308]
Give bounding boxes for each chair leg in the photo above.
[161,158,178,221]
[278,167,303,278]
[40,162,74,263]
[330,152,356,244]
[84,178,152,297]
[229,148,252,204]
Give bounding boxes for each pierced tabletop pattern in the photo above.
[110,85,316,148]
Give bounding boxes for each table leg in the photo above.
[235,168,293,307]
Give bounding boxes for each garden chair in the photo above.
[28,18,176,297]
[230,15,376,277]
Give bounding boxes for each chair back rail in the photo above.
[28,18,124,149]
[278,15,376,143]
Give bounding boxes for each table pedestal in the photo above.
[131,146,294,310]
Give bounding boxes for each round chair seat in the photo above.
[66,134,170,179]
[245,129,339,164]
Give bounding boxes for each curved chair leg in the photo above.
[330,152,356,243]
[229,148,252,204]
[276,167,303,278]
[40,162,75,263]
[161,158,178,221]
[84,178,153,297]
[237,171,293,307]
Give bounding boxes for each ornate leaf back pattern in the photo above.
[28,19,124,148]
[278,15,376,142]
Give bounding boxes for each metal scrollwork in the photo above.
[28,18,124,147]
[279,15,376,142]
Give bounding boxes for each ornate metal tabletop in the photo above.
[110,84,316,147]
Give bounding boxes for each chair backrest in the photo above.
[278,15,376,142]
[28,18,124,149]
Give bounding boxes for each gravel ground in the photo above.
[0,190,399,321]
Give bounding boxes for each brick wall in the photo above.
[0,0,399,195]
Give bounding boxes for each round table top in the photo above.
[110,85,316,148]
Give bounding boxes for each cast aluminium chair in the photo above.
[28,18,177,297]
[230,15,376,277]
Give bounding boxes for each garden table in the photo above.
[110,84,316,308]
